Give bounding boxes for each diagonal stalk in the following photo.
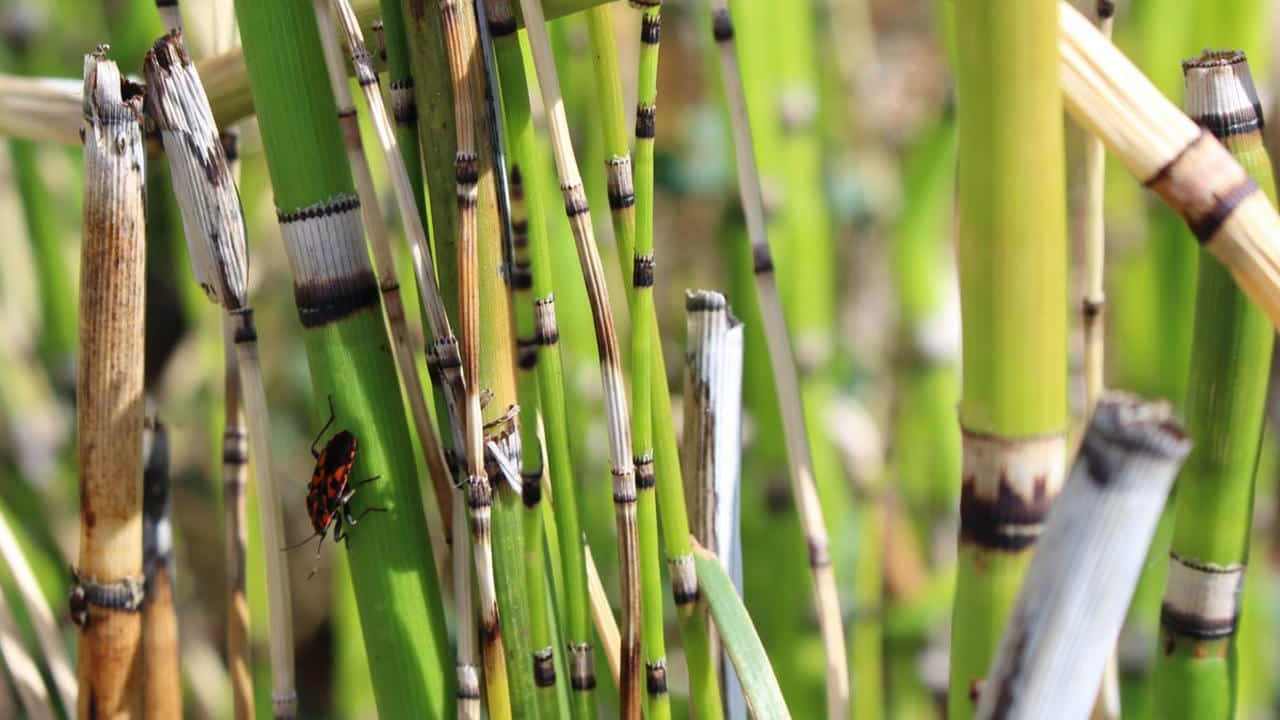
[704,2,849,716]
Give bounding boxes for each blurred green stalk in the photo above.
[947,1,1068,718]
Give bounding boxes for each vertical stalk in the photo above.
[484,14,600,713]
[0,588,53,720]
[378,0,430,226]
[705,2,849,716]
[312,0,455,558]
[221,320,254,720]
[583,6,636,263]
[233,1,454,715]
[949,1,1068,718]
[76,50,147,719]
[629,3,670,719]
[141,419,182,717]
[507,151,565,718]
[143,35,299,716]
[515,0,643,714]
[1150,51,1277,720]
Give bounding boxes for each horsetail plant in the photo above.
[480,1,601,709]
[948,1,1069,717]
[682,290,746,717]
[233,1,454,715]
[1058,2,1280,334]
[705,1,849,715]
[629,3,671,718]
[220,323,254,720]
[142,34,301,716]
[505,160,564,719]
[1072,0,1114,423]
[1150,50,1277,720]
[377,0,429,226]
[976,393,1191,720]
[583,4,635,263]
[311,0,455,556]
[76,49,148,719]
[515,1,644,712]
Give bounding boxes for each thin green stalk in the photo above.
[233,3,453,717]
[948,1,1068,718]
[583,6,636,264]
[516,0,643,713]
[493,31,600,717]
[484,3,568,714]
[629,3,668,716]
[1150,51,1276,720]
[511,129,563,720]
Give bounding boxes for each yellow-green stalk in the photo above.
[1150,51,1276,720]
[949,1,1068,717]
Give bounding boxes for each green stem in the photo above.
[948,1,1068,718]
[233,2,452,716]
[1151,51,1276,720]
[378,0,429,227]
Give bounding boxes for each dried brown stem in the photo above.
[76,49,147,719]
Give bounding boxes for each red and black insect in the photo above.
[285,397,385,577]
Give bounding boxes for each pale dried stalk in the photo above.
[221,319,253,720]
[436,0,507,698]
[516,0,642,713]
[142,420,182,718]
[78,50,147,719]
[0,591,53,720]
[0,510,76,711]
[1070,3,1117,716]
[313,0,454,571]
[142,35,297,717]
[705,3,849,715]
[975,393,1191,720]
[683,291,746,718]
[1076,0,1112,421]
[1060,1,1280,333]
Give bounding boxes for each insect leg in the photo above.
[310,394,338,458]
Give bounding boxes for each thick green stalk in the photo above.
[948,1,1068,718]
[629,5,670,719]
[233,2,452,717]
[1150,52,1276,720]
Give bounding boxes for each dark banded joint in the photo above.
[511,261,533,290]
[522,470,542,507]
[512,219,530,245]
[563,185,590,217]
[612,467,638,504]
[455,152,479,186]
[466,475,493,510]
[633,254,656,288]
[808,539,832,568]
[712,8,734,42]
[278,194,361,224]
[1160,605,1239,640]
[635,104,657,139]
[222,443,248,467]
[231,308,258,344]
[752,243,775,274]
[1096,0,1115,19]
[489,15,518,37]
[434,339,463,370]
[219,130,240,162]
[456,681,482,700]
[69,570,146,628]
[533,647,557,687]
[516,338,539,370]
[609,190,636,210]
[672,582,699,606]
[352,46,378,86]
[958,475,1053,551]
[634,454,656,490]
[569,644,597,690]
[1082,297,1105,320]
[294,276,380,328]
[646,661,669,695]
[639,14,661,44]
